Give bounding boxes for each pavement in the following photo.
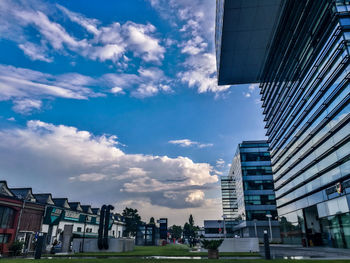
[260,244,350,259]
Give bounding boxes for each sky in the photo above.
[0,0,266,226]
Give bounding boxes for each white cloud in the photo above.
[243,84,259,98]
[131,84,159,98]
[179,53,230,93]
[56,4,100,35]
[243,92,251,98]
[0,121,218,209]
[18,42,53,62]
[70,173,107,182]
[110,87,124,94]
[0,64,101,113]
[16,10,87,50]
[185,190,205,203]
[0,1,165,65]
[169,139,213,148]
[103,67,172,99]
[216,159,225,168]
[124,22,165,63]
[12,99,42,114]
[149,0,231,95]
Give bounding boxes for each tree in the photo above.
[183,222,191,239]
[122,207,141,237]
[169,225,182,239]
[189,214,194,227]
[149,217,155,225]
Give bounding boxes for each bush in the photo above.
[200,239,223,250]
[9,240,24,256]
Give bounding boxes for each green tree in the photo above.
[189,214,194,227]
[122,207,141,237]
[169,225,182,239]
[149,217,155,225]
[183,222,191,239]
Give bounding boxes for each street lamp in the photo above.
[266,214,272,242]
[253,219,258,238]
[222,215,227,238]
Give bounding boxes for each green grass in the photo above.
[2,259,350,263]
[50,244,260,258]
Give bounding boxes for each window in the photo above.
[247,210,278,221]
[244,180,274,190]
[77,227,82,232]
[0,206,15,228]
[0,234,10,243]
[242,166,272,175]
[241,152,271,162]
[245,195,276,205]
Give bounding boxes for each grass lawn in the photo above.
[2,259,350,263]
[51,244,260,258]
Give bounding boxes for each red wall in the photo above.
[0,197,44,255]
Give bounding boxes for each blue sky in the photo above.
[0,0,266,225]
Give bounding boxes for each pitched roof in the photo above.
[81,205,93,214]
[34,193,55,205]
[52,198,71,209]
[69,202,83,212]
[10,188,36,202]
[0,181,14,197]
[91,208,100,215]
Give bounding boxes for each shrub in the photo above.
[9,240,24,256]
[200,239,223,250]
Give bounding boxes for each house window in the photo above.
[0,206,15,228]
[0,234,10,243]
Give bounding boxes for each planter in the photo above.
[208,249,219,259]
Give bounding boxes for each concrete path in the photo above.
[260,244,350,259]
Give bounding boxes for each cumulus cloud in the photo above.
[168,139,213,148]
[103,67,172,99]
[0,121,218,209]
[178,53,230,93]
[149,0,230,94]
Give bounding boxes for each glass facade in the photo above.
[232,141,278,222]
[259,0,350,248]
[221,175,238,219]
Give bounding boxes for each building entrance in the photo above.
[303,206,322,246]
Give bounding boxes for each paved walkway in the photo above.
[260,244,350,259]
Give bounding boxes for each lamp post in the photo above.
[266,214,272,242]
[82,215,87,253]
[222,215,227,238]
[253,219,258,238]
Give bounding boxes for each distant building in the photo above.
[0,183,45,254]
[221,175,238,219]
[203,220,238,238]
[0,180,125,254]
[230,141,280,241]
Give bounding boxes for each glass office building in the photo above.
[221,175,238,219]
[230,141,280,240]
[216,0,350,248]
